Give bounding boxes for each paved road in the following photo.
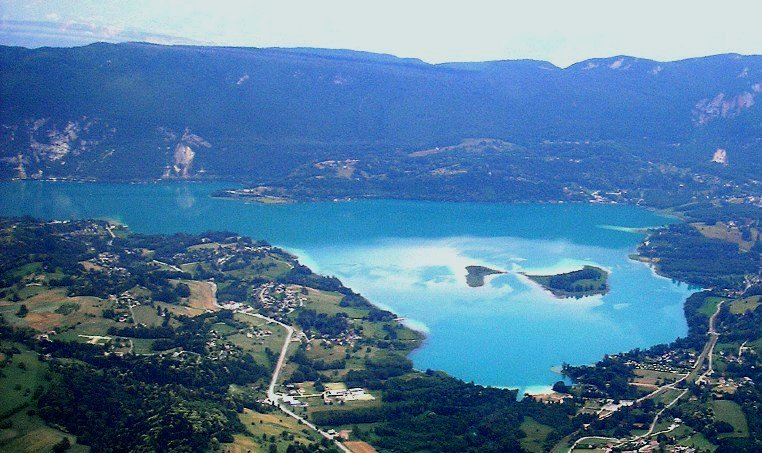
[277,399,352,453]
[633,388,688,441]
[569,436,618,452]
[249,313,295,402]
[569,300,725,452]
[237,311,351,453]
[692,300,724,384]
[165,271,346,449]
[151,259,183,272]
[211,290,293,401]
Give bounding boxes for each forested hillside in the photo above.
[1,43,761,188]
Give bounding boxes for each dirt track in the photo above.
[344,441,378,453]
[186,280,218,311]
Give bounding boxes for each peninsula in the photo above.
[522,265,609,298]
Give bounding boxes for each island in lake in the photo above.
[522,265,609,298]
[465,265,506,287]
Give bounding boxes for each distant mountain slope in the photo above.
[0,42,760,182]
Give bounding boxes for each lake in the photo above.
[0,181,693,393]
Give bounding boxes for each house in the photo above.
[281,395,308,408]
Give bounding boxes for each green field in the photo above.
[307,394,381,418]
[653,388,685,407]
[182,261,213,276]
[227,257,292,281]
[632,368,683,386]
[132,304,165,327]
[221,409,320,453]
[678,432,715,451]
[299,288,367,318]
[15,285,48,300]
[230,313,288,368]
[0,342,86,453]
[730,295,760,315]
[0,289,113,337]
[699,297,726,317]
[188,242,221,251]
[712,342,742,374]
[0,344,47,417]
[0,412,84,453]
[714,342,740,354]
[8,262,43,280]
[712,399,749,438]
[256,258,293,279]
[211,321,239,336]
[305,342,348,362]
[520,417,553,453]
[131,338,156,354]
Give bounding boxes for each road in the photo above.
[569,436,618,452]
[739,340,748,359]
[128,303,137,325]
[211,287,292,403]
[151,259,183,272]
[635,300,724,440]
[106,225,115,238]
[692,300,724,384]
[236,311,351,453]
[633,300,723,400]
[632,388,688,441]
[243,312,295,402]
[569,300,725,452]
[153,266,347,449]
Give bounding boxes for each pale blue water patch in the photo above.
[299,236,692,390]
[0,181,694,392]
[597,224,656,234]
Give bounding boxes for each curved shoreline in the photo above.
[0,180,694,394]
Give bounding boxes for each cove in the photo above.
[0,181,693,393]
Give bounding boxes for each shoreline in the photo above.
[2,177,675,212]
[0,181,699,398]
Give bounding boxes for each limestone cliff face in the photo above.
[160,128,211,179]
[711,148,729,165]
[172,144,195,177]
[693,84,761,125]
[0,117,113,179]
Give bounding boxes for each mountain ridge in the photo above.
[1,42,760,189]
[9,40,761,69]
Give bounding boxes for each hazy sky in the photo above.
[2,0,762,67]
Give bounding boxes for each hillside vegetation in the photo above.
[1,44,761,207]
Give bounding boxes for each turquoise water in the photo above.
[0,181,693,392]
